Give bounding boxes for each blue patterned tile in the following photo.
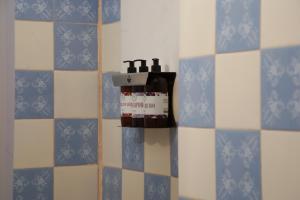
[102,72,120,118]
[216,130,261,200]
[103,167,122,200]
[216,0,260,53]
[145,173,170,200]
[54,0,98,23]
[15,0,53,21]
[15,71,53,119]
[122,128,144,171]
[179,56,215,128]
[55,119,98,166]
[170,128,178,177]
[262,46,300,131]
[55,23,98,70]
[13,168,53,200]
[102,0,120,24]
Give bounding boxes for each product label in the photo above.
[120,92,132,117]
[144,92,168,116]
[132,92,145,118]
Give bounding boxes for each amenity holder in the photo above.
[112,58,176,128]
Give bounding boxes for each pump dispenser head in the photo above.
[135,59,148,72]
[123,60,137,73]
[151,58,161,72]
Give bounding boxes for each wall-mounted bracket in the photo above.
[112,72,177,128]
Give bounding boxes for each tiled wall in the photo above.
[12,0,300,199]
[13,0,99,199]
[102,0,179,199]
[178,0,300,200]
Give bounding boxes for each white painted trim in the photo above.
[0,0,15,199]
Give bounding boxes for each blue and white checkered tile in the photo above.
[216,0,260,53]
[122,128,144,171]
[15,71,53,119]
[102,72,120,119]
[55,119,98,166]
[179,56,215,128]
[13,168,53,200]
[262,46,300,131]
[15,0,53,21]
[102,0,120,24]
[170,128,178,177]
[54,0,98,23]
[145,173,170,200]
[55,23,98,70]
[216,130,261,200]
[103,167,122,200]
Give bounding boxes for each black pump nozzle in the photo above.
[151,58,161,72]
[135,59,148,72]
[123,60,137,73]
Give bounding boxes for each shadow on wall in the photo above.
[0,0,15,200]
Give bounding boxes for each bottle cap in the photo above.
[151,58,161,72]
[135,59,149,72]
[123,60,137,73]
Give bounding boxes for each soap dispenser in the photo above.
[131,59,148,127]
[144,58,169,128]
[121,60,136,127]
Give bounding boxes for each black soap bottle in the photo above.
[121,61,136,127]
[132,59,148,127]
[144,58,169,128]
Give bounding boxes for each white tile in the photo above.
[122,169,144,200]
[102,22,121,72]
[262,130,300,200]
[144,128,171,176]
[54,71,98,118]
[121,0,179,73]
[15,21,53,70]
[178,127,215,200]
[103,119,122,168]
[54,165,98,200]
[261,0,300,48]
[14,119,53,168]
[171,177,178,200]
[179,0,215,57]
[216,51,260,129]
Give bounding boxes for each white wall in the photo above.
[121,0,179,73]
[0,0,15,199]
